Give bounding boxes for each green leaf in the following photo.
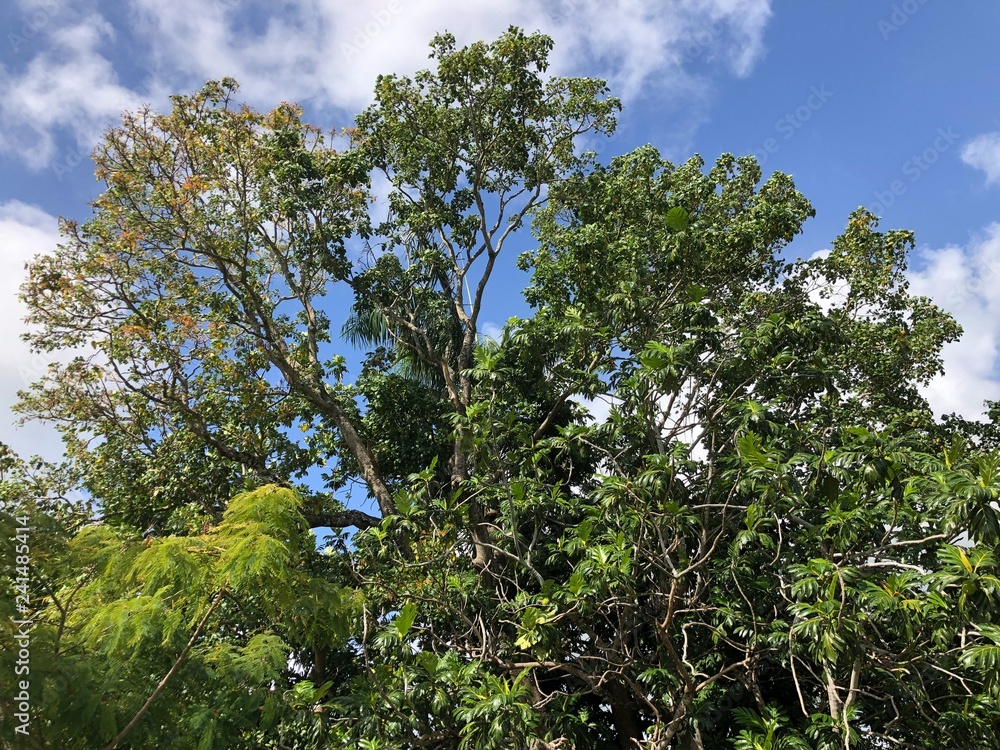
[665,206,689,231]
[394,602,418,638]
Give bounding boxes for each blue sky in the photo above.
[3,0,1000,463]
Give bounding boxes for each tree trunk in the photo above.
[607,681,643,749]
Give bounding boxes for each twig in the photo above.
[102,588,225,750]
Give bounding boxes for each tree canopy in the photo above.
[3,26,1000,750]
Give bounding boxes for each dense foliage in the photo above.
[3,27,1000,749]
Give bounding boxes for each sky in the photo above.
[2,0,1000,464]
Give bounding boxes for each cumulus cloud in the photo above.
[0,201,65,460]
[908,223,1000,420]
[0,0,773,168]
[795,240,1000,421]
[126,0,771,110]
[479,321,504,342]
[0,14,141,167]
[0,0,774,462]
[803,248,851,314]
[961,132,1000,186]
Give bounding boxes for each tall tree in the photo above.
[10,27,1000,750]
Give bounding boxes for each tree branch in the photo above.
[103,588,225,750]
[304,508,382,530]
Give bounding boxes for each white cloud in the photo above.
[577,394,617,425]
[479,321,504,342]
[793,244,999,421]
[549,0,771,96]
[908,223,1000,420]
[0,14,142,168]
[803,247,852,314]
[0,0,773,168]
[0,201,65,460]
[138,0,771,110]
[0,0,775,463]
[961,132,1000,186]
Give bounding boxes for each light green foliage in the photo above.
[1,483,357,748]
[7,26,1000,750]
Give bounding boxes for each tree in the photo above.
[8,26,1000,750]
